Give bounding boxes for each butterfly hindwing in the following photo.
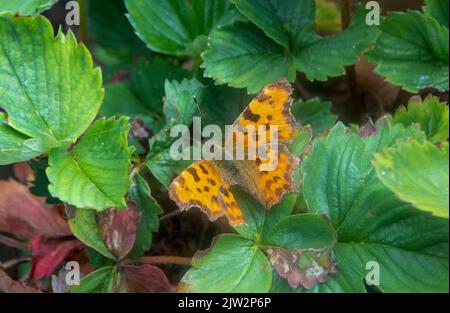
[253,145,299,207]
[168,161,244,226]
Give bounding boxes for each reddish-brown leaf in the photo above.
[98,204,141,260]
[119,265,172,293]
[29,236,83,279]
[0,180,70,239]
[267,247,336,289]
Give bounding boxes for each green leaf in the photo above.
[366,11,449,92]
[390,96,449,143]
[197,82,250,126]
[202,21,296,93]
[71,266,119,293]
[0,0,57,16]
[294,6,380,81]
[100,82,151,122]
[181,186,339,291]
[88,0,148,55]
[234,188,336,290]
[0,121,41,165]
[87,247,115,270]
[163,78,205,127]
[181,234,272,292]
[0,13,104,158]
[423,0,449,28]
[127,174,163,259]
[203,6,379,93]
[232,0,316,49]
[289,125,313,157]
[261,214,336,250]
[125,0,237,57]
[292,98,337,135]
[233,188,297,241]
[47,117,131,211]
[100,59,191,134]
[131,59,191,114]
[374,140,449,218]
[302,122,449,292]
[145,78,205,187]
[68,208,115,260]
[146,147,193,188]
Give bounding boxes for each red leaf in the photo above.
[0,180,70,239]
[119,265,172,293]
[29,236,83,279]
[98,204,141,260]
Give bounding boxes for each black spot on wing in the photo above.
[187,167,200,182]
[243,108,260,122]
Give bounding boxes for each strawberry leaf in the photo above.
[68,208,115,260]
[47,117,132,211]
[0,13,104,160]
[0,180,69,240]
[118,265,172,293]
[0,0,57,16]
[366,10,449,92]
[71,266,119,293]
[302,122,449,292]
[423,0,449,28]
[97,206,141,261]
[390,96,449,143]
[127,174,162,260]
[374,140,449,218]
[181,234,272,292]
[292,98,337,135]
[183,190,337,291]
[125,0,238,57]
[0,121,42,165]
[203,5,379,93]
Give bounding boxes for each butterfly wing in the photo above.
[253,145,299,207]
[232,78,299,144]
[168,161,244,226]
[230,78,300,207]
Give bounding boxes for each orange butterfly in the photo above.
[168,78,300,226]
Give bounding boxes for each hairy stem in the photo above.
[159,210,182,221]
[0,257,31,270]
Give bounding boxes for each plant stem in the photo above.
[78,0,89,44]
[141,256,192,266]
[0,234,29,251]
[0,257,31,270]
[341,0,363,121]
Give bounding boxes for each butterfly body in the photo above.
[169,78,300,226]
